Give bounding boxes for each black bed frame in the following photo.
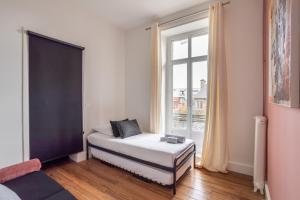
[86,140,196,195]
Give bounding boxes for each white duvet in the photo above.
[0,185,21,200]
[87,133,195,168]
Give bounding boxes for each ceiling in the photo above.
[72,0,209,30]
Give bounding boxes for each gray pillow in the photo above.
[117,119,141,138]
[0,184,21,200]
[110,119,128,137]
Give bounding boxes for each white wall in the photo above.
[0,0,126,168]
[125,0,263,175]
[224,0,263,175]
[125,28,152,131]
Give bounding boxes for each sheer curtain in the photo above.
[200,1,229,173]
[149,23,162,133]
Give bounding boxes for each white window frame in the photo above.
[165,28,208,137]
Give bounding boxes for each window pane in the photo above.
[192,35,208,57]
[172,63,187,131]
[192,61,207,154]
[172,39,188,60]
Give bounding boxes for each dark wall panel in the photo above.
[28,32,83,162]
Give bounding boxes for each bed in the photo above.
[87,133,196,194]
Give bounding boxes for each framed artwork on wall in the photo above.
[269,0,300,107]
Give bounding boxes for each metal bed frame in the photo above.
[87,140,196,195]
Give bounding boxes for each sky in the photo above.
[173,62,207,89]
[172,34,208,89]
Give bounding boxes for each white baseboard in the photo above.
[265,183,271,200]
[227,161,253,176]
[69,151,86,163]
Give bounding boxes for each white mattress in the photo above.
[87,133,195,168]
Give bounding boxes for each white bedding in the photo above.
[87,133,195,168]
[90,148,192,185]
[0,184,21,200]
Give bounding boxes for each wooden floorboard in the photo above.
[44,159,264,200]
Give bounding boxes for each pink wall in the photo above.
[264,1,300,200]
[266,104,300,200]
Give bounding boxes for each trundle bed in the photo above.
[87,133,196,194]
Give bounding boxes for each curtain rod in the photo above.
[145,1,230,31]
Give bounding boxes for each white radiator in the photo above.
[253,116,267,195]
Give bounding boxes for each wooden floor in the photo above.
[45,159,264,200]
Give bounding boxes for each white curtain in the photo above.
[149,23,162,133]
[200,1,229,173]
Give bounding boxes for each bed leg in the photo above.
[193,144,196,168]
[193,153,196,168]
[86,140,89,160]
[173,184,176,195]
[173,160,177,195]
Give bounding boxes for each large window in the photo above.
[166,29,208,157]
